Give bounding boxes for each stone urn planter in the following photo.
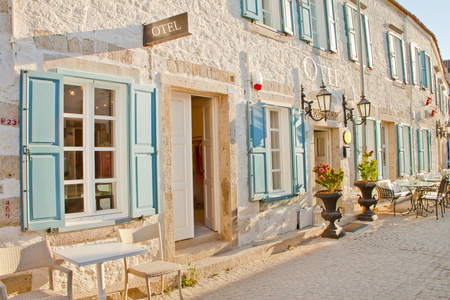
[314,191,346,239]
[354,181,378,221]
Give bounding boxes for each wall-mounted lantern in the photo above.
[301,82,332,121]
[436,120,450,138]
[342,94,371,127]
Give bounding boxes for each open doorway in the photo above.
[171,92,220,241]
[313,129,331,191]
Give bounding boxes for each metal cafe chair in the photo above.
[419,174,449,220]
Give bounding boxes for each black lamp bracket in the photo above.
[342,95,365,127]
[301,85,328,121]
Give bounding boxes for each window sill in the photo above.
[247,22,290,43]
[56,217,134,233]
[259,193,302,211]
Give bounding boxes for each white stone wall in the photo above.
[0,0,449,296]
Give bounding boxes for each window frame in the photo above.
[387,31,408,83]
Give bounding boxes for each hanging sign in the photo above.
[143,12,192,46]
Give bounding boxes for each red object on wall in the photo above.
[253,83,262,90]
[426,97,432,106]
[430,109,436,117]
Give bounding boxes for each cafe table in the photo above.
[53,241,147,300]
[397,181,436,216]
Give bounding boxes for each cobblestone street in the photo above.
[155,212,450,300]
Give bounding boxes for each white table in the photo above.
[53,242,147,300]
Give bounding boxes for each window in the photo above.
[387,32,408,83]
[248,103,306,201]
[344,3,373,68]
[21,70,158,231]
[63,78,127,223]
[418,128,431,172]
[242,0,294,35]
[397,124,413,176]
[298,0,337,52]
[355,119,382,180]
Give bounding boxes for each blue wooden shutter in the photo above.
[397,124,405,176]
[281,0,294,35]
[241,0,260,21]
[375,121,383,179]
[387,33,397,79]
[407,126,414,175]
[363,14,373,68]
[248,102,268,200]
[325,0,337,53]
[291,109,306,194]
[298,0,313,42]
[401,40,408,84]
[21,70,64,231]
[130,84,157,217]
[354,124,363,181]
[421,51,427,88]
[427,129,432,171]
[418,129,424,172]
[344,3,357,61]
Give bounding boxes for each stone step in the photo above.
[175,232,218,251]
[174,240,233,265]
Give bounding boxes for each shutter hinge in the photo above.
[23,146,31,161]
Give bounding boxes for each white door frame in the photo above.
[313,129,331,191]
[381,124,389,179]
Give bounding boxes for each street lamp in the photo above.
[343,94,372,127]
[301,82,333,121]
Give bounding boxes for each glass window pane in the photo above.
[273,172,282,190]
[64,151,83,180]
[64,119,83,147]
[65,184,84,214]
[271,131,280,149]
[272,151,281,170]
[95,151,114,178]
[64,85,83,114]
[95,183,115,211]
[270,111,280,129]
[95,88,114,116]
[95,120,113,147]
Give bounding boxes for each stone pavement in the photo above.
[154,211,450,300]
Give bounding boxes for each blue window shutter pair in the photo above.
[396,124,405,176]
[291,109,306,194]
[298,0,313,42]
[247,103,306,200]
[130,85,158,217]
[21,71,158,231]
[21,71,65,231]
[375,121,383,180]
[421,51,428,88]
[242,0,294,35]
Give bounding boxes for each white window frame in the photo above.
[261,0,283,31]
[63,76,128,226]
[345,3,373,68]
[388,32,407,83]
[410,43,420,86]
[266,106,292,197]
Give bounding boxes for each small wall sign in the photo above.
[143,12,192,46]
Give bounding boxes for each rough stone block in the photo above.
[0,0,8,13]
[0,197,20,227]
[52,35,68,53]
[0,155,19,180]
[176,60,185,74]
[95,40,108,54]
[167,59,177,73]
[68,38,82,53]
[82,39,95,55]
[211,67,221,81]
[119,50,132,64]
[0,102,19,123]
[33,30,52,50]
[192,63,199,76]
[184,61,193,75]
[199,64,208,78]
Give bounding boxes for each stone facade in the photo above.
[0,0,449,298]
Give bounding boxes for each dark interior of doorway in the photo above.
[191,96,215,237]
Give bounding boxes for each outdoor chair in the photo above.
[375,180,411,216]
[419,174,449,220]
[118,223,183,300]
[0,240,73,300]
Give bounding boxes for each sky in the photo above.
[396,0,450,60]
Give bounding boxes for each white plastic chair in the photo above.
[0,240,72,300]
[118,223,183,300]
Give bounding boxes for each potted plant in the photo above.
[354,150,379,221]
[313,164,346,239]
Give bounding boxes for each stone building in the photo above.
[0,0,449,298]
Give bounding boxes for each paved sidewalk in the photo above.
[155,213,450,300]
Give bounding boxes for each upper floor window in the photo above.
[410,43,420,86]
[242,0,294,35]
[387,31,408,83]
[421,51,432,92]
[344,3,373,68]
[298,0,337,52]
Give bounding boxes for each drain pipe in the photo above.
[7,0,17,83]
